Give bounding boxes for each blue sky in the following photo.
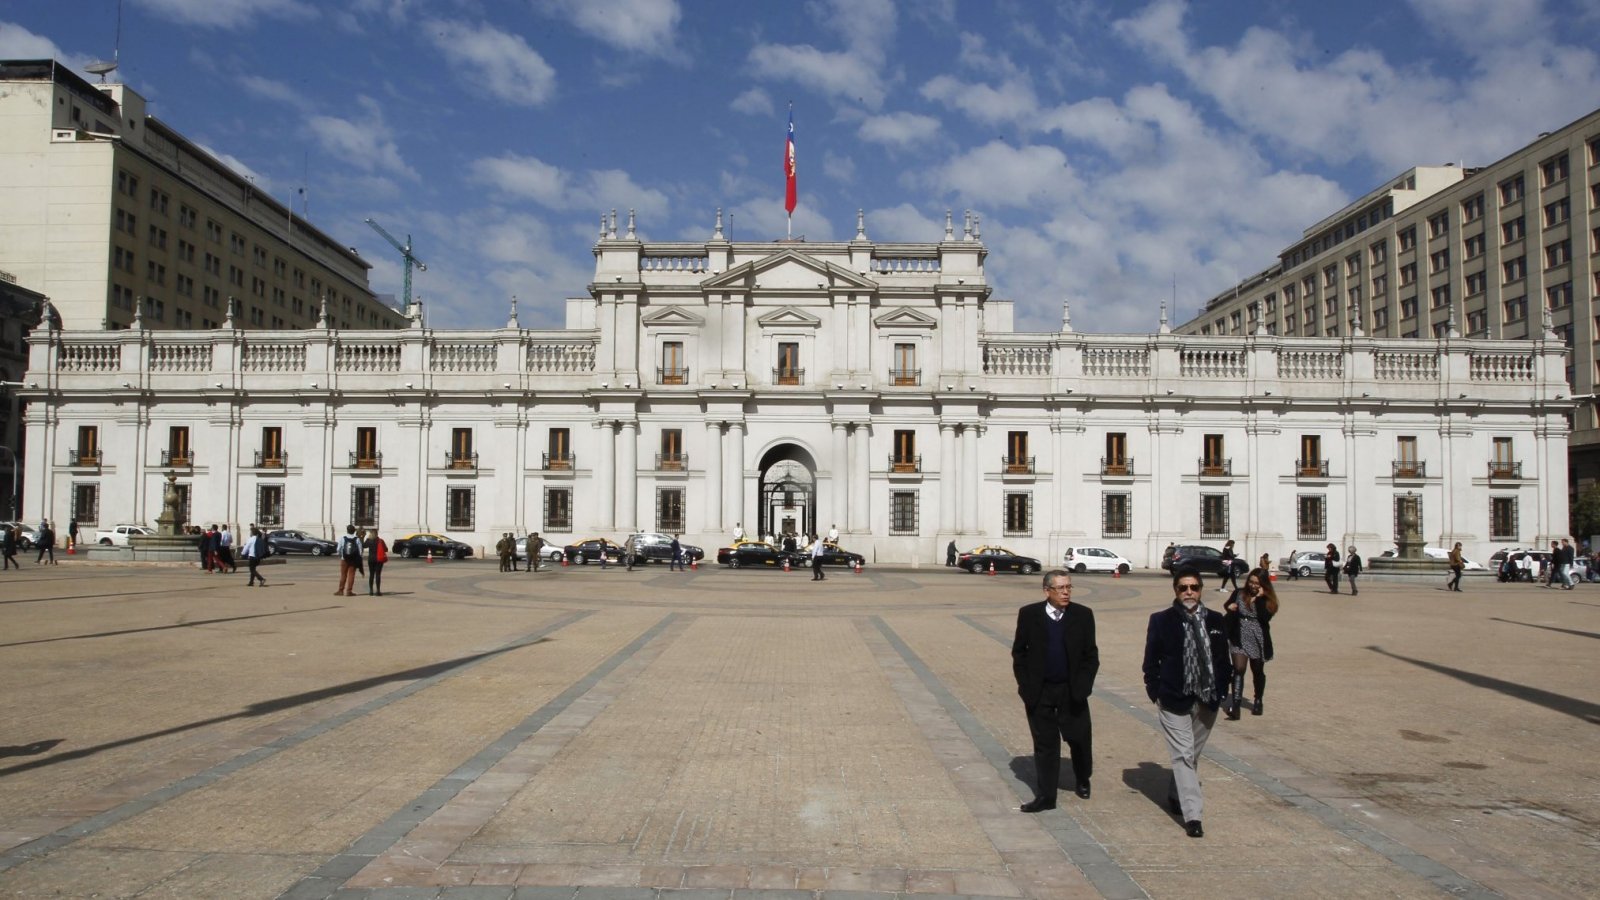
[4,0,1599,332]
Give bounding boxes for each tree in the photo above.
[1570,484,1600,542]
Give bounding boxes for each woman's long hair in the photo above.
[1248,567,1280,615]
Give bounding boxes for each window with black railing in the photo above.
[1002,455,1035,474]
[544,486,572,532]
[1101,492,1131,538]
[1392,459,1426,478]
[1295,458,1329,477]
[1200,493,1229,538]
[259,426,283,469]
[1198,457,1231,476]
[891,429,919,472]
[776,342,801,384]
[1490,497,1518,541]
[1100,456,1134,476]
[1004,492,1032,536]
[77,425,99,467]
[253,449,288,468]
[1297,494,1326,540]
[1487,460,1522,479]
[542,452,575,471]
[161,449,193,467]
[772,366,805,385]
[657,487,685,533]
[889,367,920,386]
[656,452,688,471]
[657,365,689,385]
[257,484,284,527]
[352,486,378,528]
[71,482,99,527]
[445,450,479,470]
[167,426,191,467]
[890,491,918,535]
[354,427,379,468]
[349,450,383,469]
[447,486,474,530]
[892,342,917,386]
[546,428,571,470]
[659,341,687,384]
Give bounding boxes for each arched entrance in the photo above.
[757,443,819,541]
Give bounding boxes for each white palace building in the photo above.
[17,211,1574,566]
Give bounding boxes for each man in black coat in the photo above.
[1012,570,1100,812]
[1143,570,1232,838]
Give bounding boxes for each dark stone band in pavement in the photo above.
[0,608,598,876]
[868,617,1150,900]
[329,887,1025,898]
[957,614,1504,900]
[281,613,682,900]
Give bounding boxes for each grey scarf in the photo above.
[1181,604,1216,703]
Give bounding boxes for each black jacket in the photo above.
[1223,590,1275,660]
[1143,602,1230,714]
[1012,600,1099,708]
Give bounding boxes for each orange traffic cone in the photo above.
[853,559,862,574]
[987,562,996,576]
[561,553,569,567]
[426,550,434,564]
[67,544,76,555]
[783,557,791,572]
[690,557,697,570]
[1112,568,1120,579]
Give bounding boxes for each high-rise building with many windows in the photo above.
[1177,107,1600,490]
[0,60,404,332]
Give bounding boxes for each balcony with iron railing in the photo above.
[1002,455,1035,474]
[253,450,287,469]
[349,451,383,469]
[889,454,922,473]
[446,451,479,470]
[1488,460,1522,479]
[889,368,921,386]
[1296,458,1330,478]
[161,450,192,468]
[1392,460,1427,478]
[657,366,689,385]
[772,367,805,386]
[656,452,688,471]
[1198,458,1232,477]
[67,450,101,468]
[543,452,574,471]
[1101,457,1133,476]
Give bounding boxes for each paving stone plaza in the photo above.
[0,558,1595,899]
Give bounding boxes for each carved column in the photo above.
[595,419,615,531]
[704,420,722,532]
[961,424,979,533]
[850,423,870,533]
[831,422,848,533]
[939,423,956,532]
[617,419,638,532]
[725,421,745,532]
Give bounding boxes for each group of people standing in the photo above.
[333,525,387,596]
[1012,564,1281,839]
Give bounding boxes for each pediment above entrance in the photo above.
[702,248,877,292]
[640,305,705,327]
[755,306,822,329]
[872,306,937,329]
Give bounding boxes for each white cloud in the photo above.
[197,143,272,192]
[747,43,888,109]
[929,142,1077,209]
[0,21,64,58]
[821,151,856,183]
[237,75,313,112]
[307,98,416,180]
[920,74,1040,126]
[730,87,774,116]
[866,203,944,242]
[858,112,942,148]
[467,153,669,220]
[424,18,557,107]
[536,0,682,57]
[132,0,315,29]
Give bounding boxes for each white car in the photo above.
[1377,547,1485,570]
[95,524,154,546]
[1063,546,1133,574]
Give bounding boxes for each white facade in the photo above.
[19,217,1573,565]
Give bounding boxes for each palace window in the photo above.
[660,341,686,384]
[1104,432,1128,475]
[1490,497,1518,541]
[1006,431,1031,473]
[72,483,100,526]
[257,484,284,527]
[259,426,284,468]
[352,486,378,528]
[546,428,571,469]
[1297,495,1325,540]
[544,487,572,532]
[354,427,379,468]
[890,491,918,535]
[1004,493,1032,536]
[77,426,99,466]
[445,487,474,530]
[891,342,918,385]
[1298,435,1325,477]
[1201,434,1226,475]
[1396,436,1419,477]
[659,428,684,470]
[1200,494,1229,539]
[450,428,475,468]
[892,429,918,472]
[657,488,685,533]
[776,341,801,384]
[166,426,191,466]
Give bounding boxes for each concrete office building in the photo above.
[0,59,405,333]
[0,270,45,520]
[19,212,1571,566]
[1178,106,1600,489]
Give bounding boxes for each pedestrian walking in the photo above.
[367,528,387,595]
[335,525,361,596]
[1222,568,1278,720]
[67,518,78,551]
[1447,542,1466,592]
[946,540,958,566]
[1012,570,1099,811]
[1323,543,1341,593]
[811,536,827,580]
[1143,571,1230,838]
[2,523,18,570]
[1343,546,1362,596]
[1560,538,1577,589]
[1258,551,1271,574]
[1285,547,1299,580]
[1217,539,1239,592]
[242,525,267,587]
[218,524,236,573]
[35,520,56,564]
[670,533,685,571]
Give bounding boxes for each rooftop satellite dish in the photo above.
[85,60,118,78]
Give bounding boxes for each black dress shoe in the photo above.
[1074,782,1091,800]
[1184,820,1204,838]
[1020,798,1057,813]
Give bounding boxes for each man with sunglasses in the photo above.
[1143,571,1231,837]
[1012,570,1100,812]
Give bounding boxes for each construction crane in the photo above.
[364,218,427,313]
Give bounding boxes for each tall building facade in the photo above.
[0,59,405,332]
[19,214,1571,565]
[0,269,45,520]
[1178,107,1600,489]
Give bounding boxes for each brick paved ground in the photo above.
[0,557,1595,899]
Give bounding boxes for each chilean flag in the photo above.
[784,107,797,215]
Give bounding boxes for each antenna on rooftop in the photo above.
[85,0,122,82]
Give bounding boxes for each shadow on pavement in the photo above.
[0,739,63,758]
[1121,761,1177,817]
[1488,617,1600,641]
[0,637,550,777]
[0,607,343,648]
[1366,645,1600,725]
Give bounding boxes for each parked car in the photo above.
[563,537,625,564]
[1162,544,1247,577]
[514,535,566,564]
[392,532,474,559]
[1,521,39,549]
[716,540,792,568]
[1278,550,1327,578]
[1490,548,1550,581]
[803,540,866,569]
[1063,546,1132,574]
[263,529,338,556]
[956,545,1042,575]
[1376,547,1484,570]
[624,532,707,564]
[95,524,154,546]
